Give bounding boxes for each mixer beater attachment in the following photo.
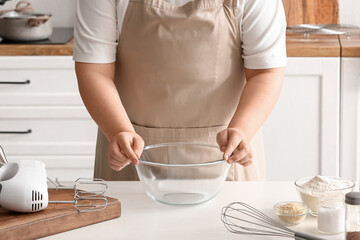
[221,202,326,240]
[48,178,108,212]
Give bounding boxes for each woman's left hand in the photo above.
[216,128,253,167]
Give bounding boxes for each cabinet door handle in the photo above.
[0,129,32,134]
[0,80,31,84]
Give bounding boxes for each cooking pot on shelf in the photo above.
[0,0,52,41]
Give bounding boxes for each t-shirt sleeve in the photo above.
[73,0,118,63]
[241,0,287,69]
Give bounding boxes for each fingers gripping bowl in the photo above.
[135,143,230,205]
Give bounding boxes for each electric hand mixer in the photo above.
[0,146,108,213]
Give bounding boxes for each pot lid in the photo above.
[0,10,51,19]
[0,0,51,19]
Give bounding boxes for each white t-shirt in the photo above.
[73,0,287,69]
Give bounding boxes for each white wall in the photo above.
[339,0,360,27]
[0,0,76,27]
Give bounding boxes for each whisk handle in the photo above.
[294,232,327,240]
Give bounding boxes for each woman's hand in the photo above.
[108,131,144,171]
[216,128,253,167]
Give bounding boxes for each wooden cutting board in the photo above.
[0,189,121,240]
[282,0,339,26]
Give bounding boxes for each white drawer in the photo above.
[0,56,82,106]
[0,107,98,155]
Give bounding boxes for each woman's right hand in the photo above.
[108,131,144,171]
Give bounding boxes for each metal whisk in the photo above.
[221,202,326,240]
[48,177,108,212]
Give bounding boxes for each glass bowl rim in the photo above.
[294,176,355,191]
[138,142,227,167]
[273,201,309,216]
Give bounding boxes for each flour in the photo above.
[297,176,354,216]
[302,175,352,192]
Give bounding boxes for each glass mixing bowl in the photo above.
[135,142,230,205]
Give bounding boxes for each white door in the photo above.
[263,57,340,181]
[340,58,360,182]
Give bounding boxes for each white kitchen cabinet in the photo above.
[0,56,97,181]
[340,58,360,182]
[263,57,340,181]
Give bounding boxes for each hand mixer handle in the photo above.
[295,232,327,240]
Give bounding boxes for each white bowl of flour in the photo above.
[295,175,354,216]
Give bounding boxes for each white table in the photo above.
[41,181,345,240]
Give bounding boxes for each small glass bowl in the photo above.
[135,142,230,205]
[274,201,308,226]
[295,176,355,216]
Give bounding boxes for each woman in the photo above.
[74,0,287,181]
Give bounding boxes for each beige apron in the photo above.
[94,0,266,181]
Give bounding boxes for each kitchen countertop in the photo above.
[0,34,359,57]
[339,33,360,57]
[40,181,345,240]
[286,34,341,57]
[0,39,74,56]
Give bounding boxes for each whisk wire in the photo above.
[224,203,295,232]
[236,202,294,232]
[222,219,294,237]
[221,210,293,237]
[221,202,295,238]
[222,210,293,237]
[221,202,327,240]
